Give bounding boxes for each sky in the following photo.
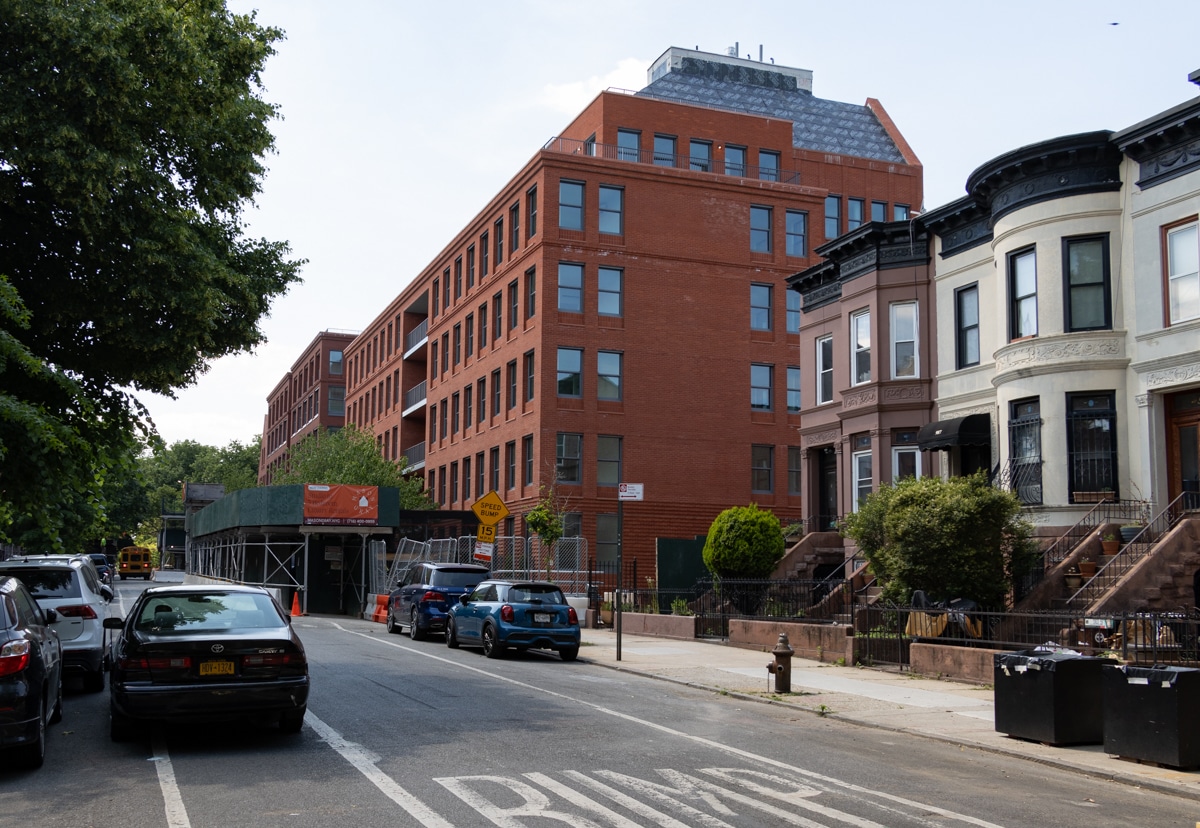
[140,0,1200,448]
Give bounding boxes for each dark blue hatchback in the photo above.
[387,563,489,640]
[446,579,580,661]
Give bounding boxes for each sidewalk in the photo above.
[579,627,1200,802]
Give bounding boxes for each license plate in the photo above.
[533,613,551,624]
[200,660,234,676]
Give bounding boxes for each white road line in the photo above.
[305,712,455,828]
[151,735,191,828]
[333,621,1008,828]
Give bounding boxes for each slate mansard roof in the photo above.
[637,47,907,164]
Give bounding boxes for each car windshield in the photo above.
[2,568,80,599]
[506,585,565,604]
[134,592,285,633]
[429,569,487,587]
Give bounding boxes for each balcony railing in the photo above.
[403,442,426,469]
[402,380,426,412]
[542,136,801,184]
[405,319,428,354]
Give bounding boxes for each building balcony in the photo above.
[404,319,428,359]
[542,136,801,184]
[402,381,427,417]
[403,441,425,471]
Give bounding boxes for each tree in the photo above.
[0,1,302,549]
[136,437,263,539]
[840,472,1039,608]
[702,504,785,579]
[525,485,565,579]
[271,426,433,510]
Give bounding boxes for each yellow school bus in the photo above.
[118,546,154,581]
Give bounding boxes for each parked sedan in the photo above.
[0,576,62,769]
[387,562,489,640]
[104,585,309,741]
[446,580,580,660]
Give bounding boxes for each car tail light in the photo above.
[55,604,98,620]
[500,604,514,622]
[243,653,303,667]
[567,607,578,625]
[120,656,192,670]
[420,591,445,603]
[0,640,31,676]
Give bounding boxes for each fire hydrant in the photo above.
[766,632,794,693]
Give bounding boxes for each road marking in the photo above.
[305,712,454,828]
[333,621,1007,828]
[151,735,191,828]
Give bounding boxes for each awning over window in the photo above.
[917,414,991,451]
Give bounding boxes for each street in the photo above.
[2,572,1198,827]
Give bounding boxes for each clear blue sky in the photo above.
[141,0,1200,448]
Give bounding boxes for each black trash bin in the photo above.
[994,651,1114,745]
[1102,664,1200,768]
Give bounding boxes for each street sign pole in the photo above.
[615,483,644,663]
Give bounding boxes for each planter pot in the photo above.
[1074,492,1114,503]
[1065,575,1082,590]
[1078,561,1097,578]
[1120,526,1142,543]
[1101,540,1120,556]
[599,609,613,626]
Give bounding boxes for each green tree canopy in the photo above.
[0,1,303,548]
[702,504,785,579]
[840,472,1039,608]
[271,426,433,510]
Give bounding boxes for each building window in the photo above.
[750,283,772,331]
[825,196,841,240]
[851,309,871,385]
[751,445,773,493]
[1067,392,1118,501]
[465,313,474,356]
[617,128,640,162]
[725,145,746,176]
[751,364,773,411]
[596,514,618,562]
[559,180,584,231]
[556,433,582,483]
[893,445,921,481]
[522,434,534,485]
[871,201,887,223]
[462,456,471,501]
[476,451,485,496]
[599,185,623,235]
[438,466,446,505]
[584,134,595,156]
[785,210,807,258]
[787,447,802,495]
[329,350,343,376]
[1008,398,1043,505]
[558,262,583,312]
[750,205,772,253]
[893,204,910,221]
[480,232,489,277]
[786,289,800,334]
[439,397,448,440]
[432,277,440,317]
[653,134,675,166]
[816,335,834,405]
[786,366,801,413]
[506,360,517,411]
[328,385,345,416]
[525,268,536,318]
[597,351,622,401]
[758,150,780,181]
[478,302,487,348]
[847,198,865,231]
[477,377,486,424]
[493,293,503,342]
[1009,247,1038,340]
[464,382,473,426]
[454,256,463,299]
[451,392,460,434]
[443,268,451,308]
[689,139,711,172]
[467,245,476,288]
[440,332,449,376]
[428,405,436,443]
[452,324,461,366]
[527,187,537,237]
[524,350,535,401]
[1065,235,1111,331]
[490,446,500,493]
[851,439,872,511]
[508,280,519,331]
[597,435,621,486]
[450,462,458,504]
[598,267,623,317]
[557,347,582,397]
[494,218,503,265]
[891,302,917,379]
[505,441,516,490]
[510,203,520,253]
[1168,221,1200,324]
[491,368,501,416]
[955,284,980,369]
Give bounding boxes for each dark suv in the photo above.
[387,563,489,640]
[0,575,63,769]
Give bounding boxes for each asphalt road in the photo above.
[3,572,1198,827]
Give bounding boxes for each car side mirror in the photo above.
[102,617,124,630]
[43,608,58,624]
[459,594,470,605]
[100,584,114,602]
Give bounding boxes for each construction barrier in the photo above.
[372,593,388,624]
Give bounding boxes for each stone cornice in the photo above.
[1113,97,1200,189]
[992,333,1128,386]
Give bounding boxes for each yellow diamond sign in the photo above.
[471,491,510,525]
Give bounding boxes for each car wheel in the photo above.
[110,706,137,743]
[409,609,424,641]
[446,618,460,648]
[481,623,504,659]
[83,668,105,693]
[386,608,400,634]
[559,646,580,662]
[48,679,63,725]
[279,707,306,734]
[15,695,45,769]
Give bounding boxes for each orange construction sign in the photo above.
[303,484,379,526]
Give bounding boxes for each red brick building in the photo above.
[259,330,355,485]
[337,47,923,569]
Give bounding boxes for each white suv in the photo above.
[0,555,113,692]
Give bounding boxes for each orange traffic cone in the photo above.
[291,592,304,617]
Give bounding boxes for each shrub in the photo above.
[702,504,785,579]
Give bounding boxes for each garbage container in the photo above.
[1102,664,1200,769]
[994,651,1115,745]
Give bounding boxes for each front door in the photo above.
[1166,390,1200,509]
[817,448,838,531]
